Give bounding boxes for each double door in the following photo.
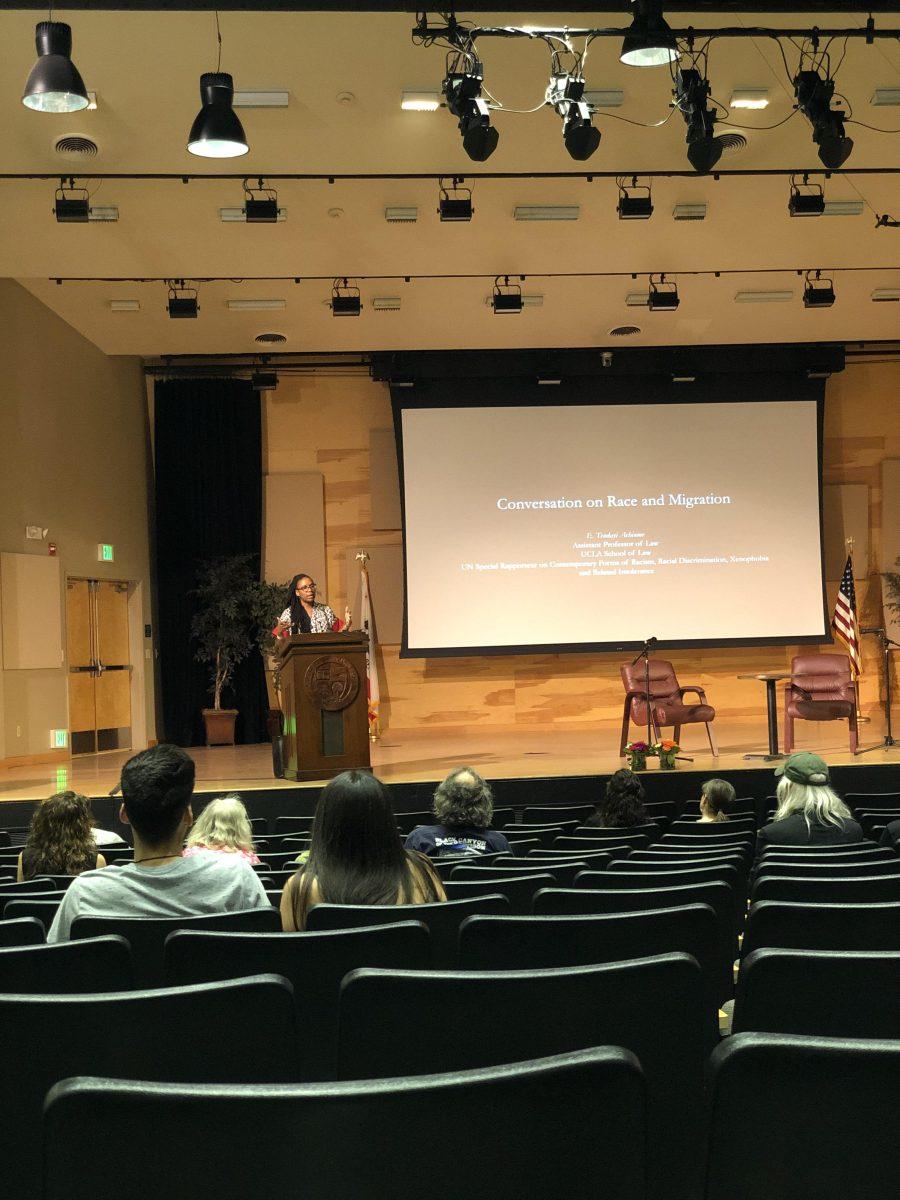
[67,579,132,755]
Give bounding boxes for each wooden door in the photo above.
[66,579,133,755]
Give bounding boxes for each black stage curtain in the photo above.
[154,378,267,746]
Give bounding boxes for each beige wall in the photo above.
[0,280,155,762]
[266,362,900,732]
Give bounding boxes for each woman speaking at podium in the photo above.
[275,573,351,637]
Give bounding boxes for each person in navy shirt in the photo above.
[404,767,510,858]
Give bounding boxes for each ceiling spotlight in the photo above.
[675,68,726,174]
[442,56,499,161]
[331,278,361,316]
[243,178,278,222]
[167,281,199,319]
[789,176,825,217]
[794,69,853,169]
[548,74,601,161]
[803,271,836,309]
[648,274,680,311]
[617,177,653,220]
[491,276,523,314]
[620,0,680,68]
[22,21,89,113]
[54,179,89,222]
[188,72,248,158]
[439,178,473,221]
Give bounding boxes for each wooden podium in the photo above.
[276,631,372,782]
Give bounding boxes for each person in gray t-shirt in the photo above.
[48,745,269,943]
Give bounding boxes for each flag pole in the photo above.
[356,549,381,742]
[845,538,870,725]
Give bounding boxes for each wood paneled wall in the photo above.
[265,362,899,731]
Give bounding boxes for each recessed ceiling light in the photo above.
[872,87,900,106]
[220,207,286,222]
[626,292,650,306]
[232,90,289,108]
[730,89,770,109]
[401,90,441,111]
[734,290,794,303]
[87,206,118,222]
[335,91,355,105]
[514,205,579,221]
[385,206,418,223]
[327,207,344,219]
[227,299,286,311]
[109,299,139,311]
[673,202,707,220]
[871,288,900,301]
[372,296,401,310]
[822,200,864,216]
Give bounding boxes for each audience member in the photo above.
[757,752,863,847]
[584,768,647,828]
[47,744,269,942]
[281,770,446,931]
[17,791,106,881]
[404,767,510,857]
[698,778,736,823]
[879,818,900,853]
[183,794,260,864]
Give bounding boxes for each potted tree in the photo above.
[191,555,258,745]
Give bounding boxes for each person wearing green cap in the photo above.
[758,751,864,846]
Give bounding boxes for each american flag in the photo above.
[359,560,381,738]
[831,555,861,676]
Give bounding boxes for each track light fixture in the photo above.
[620,0,680,68]
[438,178,473,222]
[675,68,725,174]
[648,274,680,311]
[789,175,825,217]
[442,53,498,162]
[188,72,248,158]
[251,368,278,390]
[242,178,278,223]
[794,69,853,170]
[167,280,199,319]
[548,74,601,161]
[492,276,523,314]
[22,20,89,113]
[803,270,836,308]
[54,178,90,222]
[617,177,653,220]
[331,278,361,316]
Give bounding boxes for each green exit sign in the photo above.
[51,729,68,748]
[97,543,115,562]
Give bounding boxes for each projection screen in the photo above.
[396,395,827,657]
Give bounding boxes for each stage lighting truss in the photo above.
[648,274,680,311]
[789,174,826,217]
[794,68,854,169]
[617,176,653,220]
[166,279,199,319]
[331,278,362,316]
[242,178,279,223]
[54,177,90,222]
[438,177,473,222]
[491,275,523,314]
[547,72,601,161]
[441,46,499,162]
[674,67,726,174]
[803,270,836,308]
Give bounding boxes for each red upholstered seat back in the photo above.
[620,659,680,723]
[790,654,853,702]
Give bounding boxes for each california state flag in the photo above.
[360,563,381,737]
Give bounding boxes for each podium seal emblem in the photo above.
[303,656,360,711]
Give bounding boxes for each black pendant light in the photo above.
[187,71,249,158]
[620,1,680,68]
[22,21,89,113]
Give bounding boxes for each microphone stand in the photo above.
[631,637,657,752]
[855,627,898,754]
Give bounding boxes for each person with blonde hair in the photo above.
[183,794,260,864]
[758,752,863,847]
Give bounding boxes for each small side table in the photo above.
[737,673,790,761]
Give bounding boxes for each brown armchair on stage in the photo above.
[784,653,858,754]
[619,659,718,757]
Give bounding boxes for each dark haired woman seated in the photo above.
[17,791,106,881]
[281,770,446,932]
[584,768,647,828]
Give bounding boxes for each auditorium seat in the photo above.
[554,832,652,853]
[254,850,304,871]
[504,837,541,855]
[450,860,593,888]
[0,916,44,948]
[43,1049,646,1200]
[0,878,65,895]
[165,921,430,1078]
[70,908,281,987]
[751,874,900,904]
[306,895,511,969]
[626,851,750,891]
[0,935,133,993]
[758,845,892,865]
[3,896,65,929]
[273,815,316,834]
[0,975,297,1200]
[521,804,596,825]
[754,858,900,879]
[530,846,630,862]
[430,851,511,880]
[705,1033,899,1200]
[443,873,555,915]
[670,816,757,836]
[338,954,705,1200]
[741,900,900,957]
[498,824,572,848]
[733,948,900,1038]
[458,903,723,1020]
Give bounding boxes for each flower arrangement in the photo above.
[624,739,680,770]
[654,739,680,769]
[625,740,652,770]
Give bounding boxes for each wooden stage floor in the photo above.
[1,716,896,802]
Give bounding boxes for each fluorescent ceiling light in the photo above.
[871,87,900,106]
[823,200,864,216]
[672,374,696,383]
[734,290,794,303]
[385,206,418,222]
[88,206,118,222]
[232,90,289,108]
[109,299,140,311]
[220,207,286,222]
[514,206,579,221]
[538,377,562,385]
[226,299,286,311]
[583,89,624,108]
[673,202,707,221]
[626,293,650,306]
[372,296,401,310]
[401,90,441,111]
[730,89,769,109]
[871,288,900,301]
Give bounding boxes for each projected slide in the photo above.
[399,399,826,654]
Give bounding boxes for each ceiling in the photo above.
[4,6,900,355]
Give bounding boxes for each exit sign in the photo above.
[51,729,68,749]
[97,543,115,562]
